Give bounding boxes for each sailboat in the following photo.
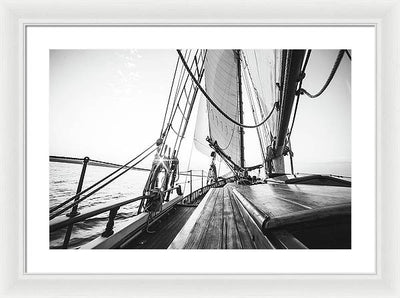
[49,49,351,249]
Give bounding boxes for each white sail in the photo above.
[193,94,212,156]
[204,50,242,166]
[242,50,281,152]
[194,50,282,167]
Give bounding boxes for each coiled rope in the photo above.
[177,50,277,129]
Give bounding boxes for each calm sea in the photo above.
[49,162,204,248]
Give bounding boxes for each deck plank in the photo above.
[229,192,255,249]
[183,188,219,249]
[198,188,224,249]
[125,181,350,249]
[222,188,242,249]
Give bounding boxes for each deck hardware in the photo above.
[102,207,120,237]
[176,185,183,196]
[62,156,89,248]
[67,156,89,218]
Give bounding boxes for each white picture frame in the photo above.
[0,0,399,296]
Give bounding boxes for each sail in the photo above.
[242,50,281,151]
[193,50,281,167]
[204,50,242,166]
[193,93,212,156]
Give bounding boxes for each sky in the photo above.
[50,49,351,176]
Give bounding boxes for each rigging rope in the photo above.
[218,85,240,151]
[50,146,158,220]
[49,141,157,214]
[177,50,277,129]
[161,50,191,141]
[160,57,180,137]
[287,49,312,139]
[345,49,351,61]
[241,51,271,160]
[241,51,273,136]
[174,50,206,153]
[298,50,345,99]
[284,50,312,176]
[287,49,348,174]
[182,137,195,194]
[241,58,267,163]
[253,51,266,101]
[162,49,204,157]
[169,123,185,138]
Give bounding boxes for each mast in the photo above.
[236,50,245,169]
[271,50,305,173]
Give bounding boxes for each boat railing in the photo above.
[50,184,201,234]
[49,154,210,221]
[50,160,228,248]
[50,183,220,248]
[50,194,146,234]
[49,143,158,221]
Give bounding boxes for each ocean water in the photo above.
[294,161,351,177]
[50,160,350,249]
[49,162,204,249]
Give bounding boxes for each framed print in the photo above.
[28,26,371,275]
[0,0,399,297]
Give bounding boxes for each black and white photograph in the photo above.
[49,49,351,250]
[6,0,400,292]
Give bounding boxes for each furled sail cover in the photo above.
[203,50,241,166]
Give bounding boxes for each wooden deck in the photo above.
[169,186,274,249]
[122,205,196,249]
[169,182,351,249]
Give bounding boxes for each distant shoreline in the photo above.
[49,156,151,172]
